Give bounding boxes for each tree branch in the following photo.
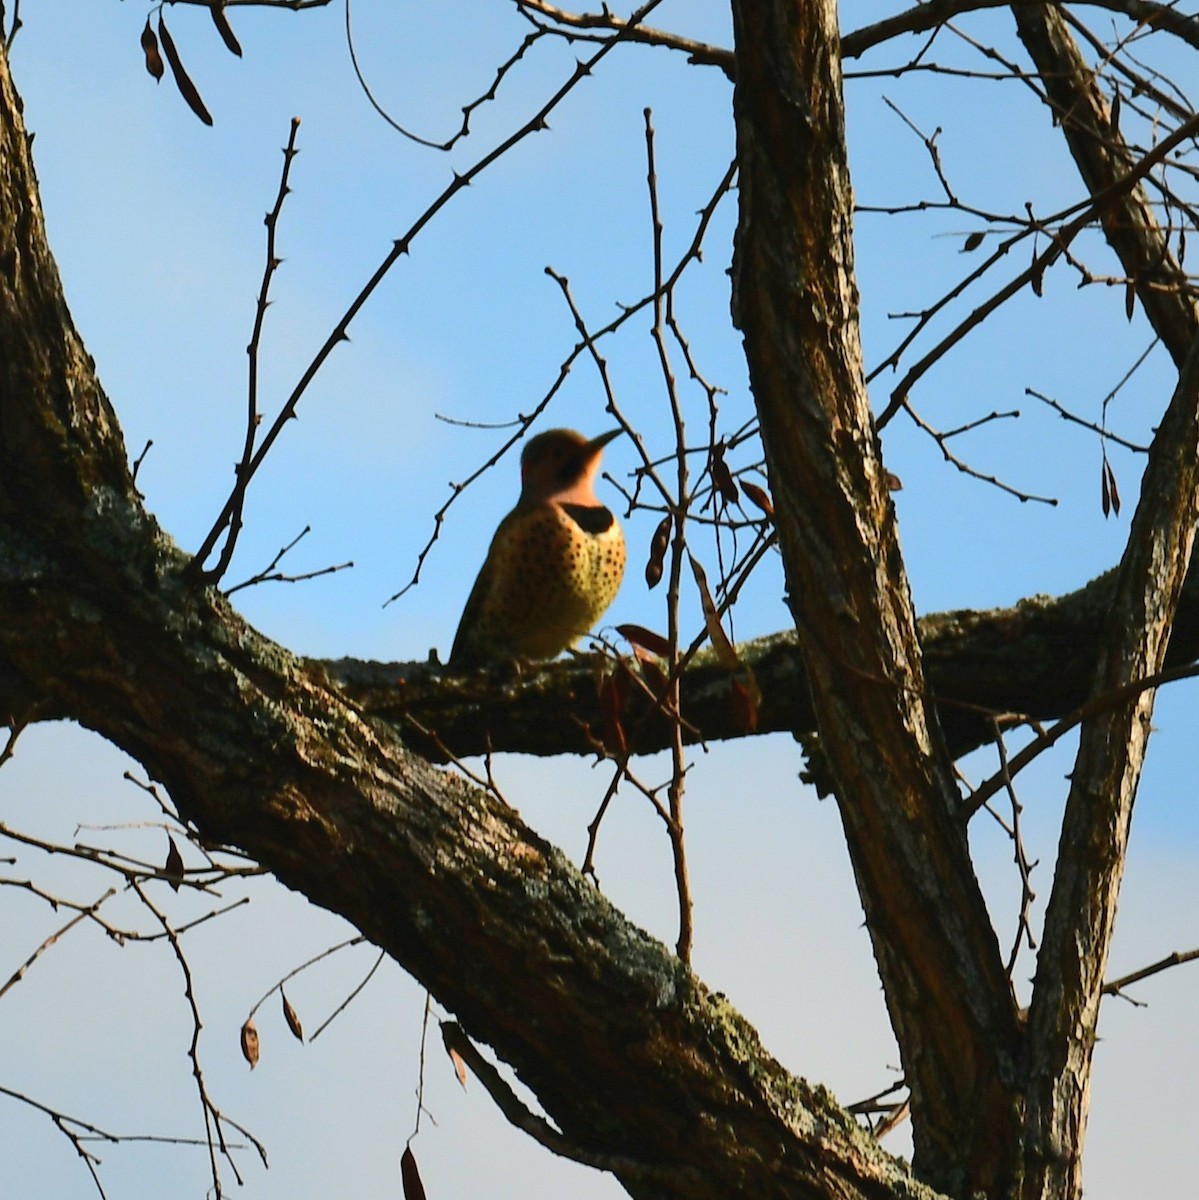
[728,3,1021,1195]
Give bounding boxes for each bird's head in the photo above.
[518,427,621,507]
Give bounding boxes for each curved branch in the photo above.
[842,0,1199,60]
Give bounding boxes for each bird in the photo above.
[449,428,626,668]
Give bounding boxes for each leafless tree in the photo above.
[2,2,1199,1199]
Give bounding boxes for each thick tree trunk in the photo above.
[727,3,1023,1195]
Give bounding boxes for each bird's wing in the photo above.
[448,511,519,667]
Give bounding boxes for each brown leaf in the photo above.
[710,440,739,504]
[731,670,761,734]
[281,988,303,1041]
[1103,457,1121,517]
[140,19,165,82]
[240,1017,260,1069]
[962,231,985,252]
[209,1,243,57]
[616,623,671,657]
[1110,87,1121,136]
[740,480,774,518]
[884,470,903,492]
[597,666,631,758]
[1030,260,1044,298]
[401,1146,428,1200]
[631,645,669,697]
[689,555,739,670]
[1101,459,1110,517]
[158,16,215,126]
[1124,276,1136,321]
[163,834,184,892]
[644,515,670,589]
[448,1046,468,1090]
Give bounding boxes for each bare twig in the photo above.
[515,0,735,77]
[223,525,353,596]
[245,934,367,1025]
[346,0,548,150]
[1103,947,1199,1002]
[0,1083,237,1200]
[131,879,268,1195]
[0,888,117,1002]
[193,117,303,584]
[962,660,1199,818]
[309,948,385,1041]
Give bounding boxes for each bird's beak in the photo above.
[586,428,622,456]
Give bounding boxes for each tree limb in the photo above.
[728,3,1021,1195]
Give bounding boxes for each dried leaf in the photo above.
[1124,276,1136,321]
[140,19,165,82]
[689,555,739,670]
[401,1146,428,1200]
[209,1,243,57]
[158,16,215,126]
[644,515,670,589]
[962,230,985,253]
[1030,260,1044,298]
[164,834,184,892]
[740,480,774,518]
[631,644,669,697]
[731,670,761,734]
[240,1017,260,1069]
[597,667,631,758]
[448,1046,468,1090]
[281,988,304,1041]
[1101,458,1110,518]
[1110,87,1121,136]
[884,470,903,492]
[1103,457,1121,517]
[710,440,739,504]
[616,623,671,658]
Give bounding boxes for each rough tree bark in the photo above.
[728,3,1022,1195]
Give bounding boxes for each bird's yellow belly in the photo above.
[485,508,625,659]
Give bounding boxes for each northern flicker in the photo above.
[449,428,626,667]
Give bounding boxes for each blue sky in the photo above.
[1,2,1197,1197]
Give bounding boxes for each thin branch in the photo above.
[645,107,693,962]
[346,0,547,150]
[1103,947,1199,1001]
[0,1082,239,1200]
[131,879,268,1195]
[877,108,1199,428]
[223,525,353,596]
[195,117,303,584]
[515,0,735,77]
[0,888,116,1002]
[308,947,385,1041]
[245,934,366,1022]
